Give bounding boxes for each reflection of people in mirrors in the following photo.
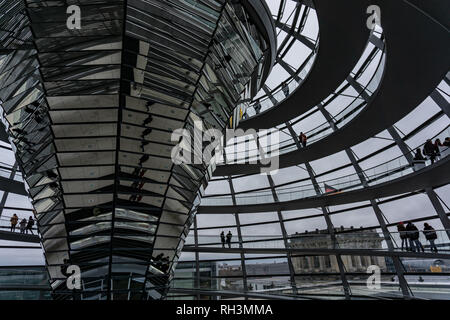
[443,137,450,147]
[19,218,27,234]
[413,148,425,161]
[26,216,35,235]
[152,254,170,273]
[423,223,438,253]
[423,139,437,164]
[406,221,424,253]
[161,256,170,273]
[397,222,409,251]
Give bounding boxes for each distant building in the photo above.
[288,227,387,274]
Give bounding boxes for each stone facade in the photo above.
[289,227,387,273]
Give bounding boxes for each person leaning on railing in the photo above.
[19,218,27,234]
[10,214,18,232]
[423,139,438,164]
[397,222,409,251]
[406,221,425,253]
[444,137,450,147]
[423,223,438,253]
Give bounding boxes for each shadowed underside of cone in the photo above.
[0,0,275,299]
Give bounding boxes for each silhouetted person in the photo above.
[299,132,307,148]
[10,214,18,232]
[413,148,425,161]
[423,139,437,164]
[220,231,225,248]
[434,139,443,160]
[19,218,27,234]
[254,101,261,114]
[443,137,450,147]
[397,222,408,251]
[423,223,438,253]
[60,258,70,277]
[406,221,424,252]
[282,82,289,97]
[26,216,34,235]
[226,231,232,248]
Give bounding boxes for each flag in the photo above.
[324,183,338,194]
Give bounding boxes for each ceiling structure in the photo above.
[0,0,449,300]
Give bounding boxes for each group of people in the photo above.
[220,231,233,248]
[9,214,35,234]
[397,221,438,253]
[152,253,171,273]
[416,137,450,164]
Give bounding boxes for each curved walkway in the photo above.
[199,155,450,213]
[239,0,370,130]
[215,0,450,176]
[0,230,40,243]
[221,46,385,164]
[181,246,450,260]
